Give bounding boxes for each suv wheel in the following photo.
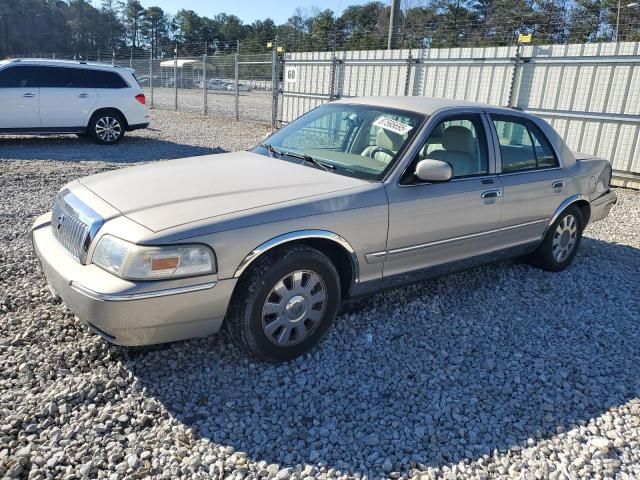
[529,206,584,271]
[226,245,341,362]
[89,111,125,145]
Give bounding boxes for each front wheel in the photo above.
[226,245,341,361]
[529,206,584,271]
[89,111,125,145]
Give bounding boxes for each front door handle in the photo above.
[78,93,89,98]
[552,181,565,192]
[22,92,35,98]
[481,189,502,199]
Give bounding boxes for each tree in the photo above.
[125,0,144,47]
[142,6,169,55]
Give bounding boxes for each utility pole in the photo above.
[387,0,401,50]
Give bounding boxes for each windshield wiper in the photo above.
[258,142,277,158]
[260,144,335,171]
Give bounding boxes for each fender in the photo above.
[543,194,589,238]
[233,229,360,285]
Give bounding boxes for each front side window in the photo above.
[0,66,39,87]
[257,103,424,180]
[409,114,489,180]
[493,116,559,173]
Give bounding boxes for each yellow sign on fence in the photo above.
[518,33,532,43]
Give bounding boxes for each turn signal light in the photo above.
[135,93,146,105]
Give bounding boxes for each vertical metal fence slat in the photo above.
[202,54,207,115]
[234,53,239,121]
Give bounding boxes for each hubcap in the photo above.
[261,270,327,346]
[95,116,122,142]
[552,214,578,262]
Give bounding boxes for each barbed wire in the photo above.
[7,17,639,61]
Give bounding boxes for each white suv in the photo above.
[0,59,149,144]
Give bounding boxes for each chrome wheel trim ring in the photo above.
[95,116,122,142]
[261,270,327,347]
[552,214,578,263]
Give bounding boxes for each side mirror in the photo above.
[415,159,453,182]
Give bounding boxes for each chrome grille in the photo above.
[51,189,104,263]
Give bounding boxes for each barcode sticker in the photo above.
[372,117,413,136]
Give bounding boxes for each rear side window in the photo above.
[73,69,128,89]
[492,116,559,173]
[38,67,73,87]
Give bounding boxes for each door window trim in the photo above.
[487,113,563,175]
[393,109,497,187]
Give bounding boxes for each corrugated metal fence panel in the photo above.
[282,42,640,175]
[518,42,640,174]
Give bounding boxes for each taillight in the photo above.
[135,93,146,105]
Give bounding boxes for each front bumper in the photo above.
[32,213,236,346]
[590,189,617,223]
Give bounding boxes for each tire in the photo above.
[89,110,126,145]
[529,206,584,272]
[226,245,341,362]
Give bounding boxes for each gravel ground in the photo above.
[1,109,639,479]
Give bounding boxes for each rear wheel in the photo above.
[529,206,584,271]
[89,111,125,145]
[226,245,341,362]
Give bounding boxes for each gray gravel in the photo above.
[1,109,639,479]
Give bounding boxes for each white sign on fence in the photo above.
[285,66,298,83]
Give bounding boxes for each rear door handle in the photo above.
[78,93,89,98]
[481,189,502,199]
[552,181,565,192]
[22,92,35,98]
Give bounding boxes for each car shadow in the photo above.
[118,236,640,476]
[0,135,224,163]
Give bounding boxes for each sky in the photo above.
[134,0,378,24]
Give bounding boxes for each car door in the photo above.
[0,65,41,129]
[39,66,98,129]
[380,111,504,283]
[488,114,567,246]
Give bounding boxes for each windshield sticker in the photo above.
[373,117,413,136]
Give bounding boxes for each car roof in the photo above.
[333,96,518,116]
[2,58,134,73]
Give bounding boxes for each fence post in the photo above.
[149,49,154,108]
[234,53,239,121]
[130,46,133,69]
[174,45,178,111]
[508,42,522,108]
[271,47,279,129]
[404,51,414,96]
[203,53,207,114]
[329,54,342,101]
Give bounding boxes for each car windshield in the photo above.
[254,103,425,180]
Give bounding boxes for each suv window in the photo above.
[39,67,73,87]
[492,116,559,173]
[412,114,489,180]
[77,69,128,89]
[0,65,128,89]
[0,66,39,87]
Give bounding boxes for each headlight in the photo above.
[92,235,216,280]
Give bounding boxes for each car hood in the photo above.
[79,151,369,232]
